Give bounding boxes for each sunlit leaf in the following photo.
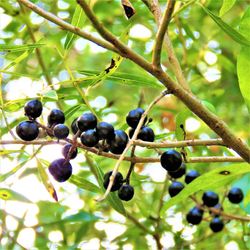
[0,188,31,203]
[219,0,236,17]
[0,43,45,52]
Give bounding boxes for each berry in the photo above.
[80,129,99,147]
[53,124,69,139]
[16,121,39,141]
[185,170,200,184]
[96,122,115,140]
[209,217,224,233]
[126,108,147,128]
[202,191,219,207]
[107,130,128,154]
[168,181,184,197]
[48,109,65,126]
[103,171,123,192]
[129,127,154,142]
[168,163,186,179]
[228,187,244,204]
[48,158,72,182]
[186,206,204,225]
[71,118,79,135]
[118,184,134,201]
[160,149,182,172]
[62,143,78,159]
[24,99,43,119]
[77,112,97,132]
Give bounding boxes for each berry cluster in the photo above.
[15,101,156,202]
[159,149,244,233]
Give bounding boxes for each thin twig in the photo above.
[96,91,169,201]
[152,0,176,67]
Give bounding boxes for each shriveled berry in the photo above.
[80,129,99,147]
[96,122,115,140]
[71,118,79,135]
[62,143,78,159]
[77,112,97,132]
[49,158,72,182]
[24,99,43,119]
[186,206,204,225]
[228,187,244,204]
[209,217,224,233]
[107,130,128,154]
[185,170,200,184]
[168,163,186,179]
[53,124,69,139]
[48,109,65,126]
[160,149,182,172]
[168,181,184,197]
[118,184,134,201]
[202,191,219,207]
[126,108,147,128]
[16,121,39,141]
[103,171,123,192]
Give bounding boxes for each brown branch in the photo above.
[152,0,176,67]
[18,0,117,53]
[0,140,244,163]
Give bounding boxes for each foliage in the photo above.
[0,0,249,249]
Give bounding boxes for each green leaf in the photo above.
[237,8,250,113]
[0,43,45,52]
[69,175,100,194]
[0,149,22,155]
[175,109,191,140]
[219,0,236,17]
[161,163,250,214]
[64,5,86,50]
[201,100,216,113]
[42,90,58,101]
[60,211,100,223]
[64,104,86,119]
[37,159,58,202]
[0,188,31,203]
[78,70,162,89]
[200,5,250,47]
[89,157,126,215]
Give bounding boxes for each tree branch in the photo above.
[152,0,176,67]
[18,0,117,53]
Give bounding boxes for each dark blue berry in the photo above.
[168,163,186,179]
[118,184,134,201]
[53,124,69,139]
[160,149,182,172]
[209,217,224,232]
[186,206,204,225]
[107,130,128,154]
[49,158,72,182]
[16,121,39,141]
[126,108,147,128]
[228,187,244,204]
[48,109,65,126]
[103,171,123,192]
[80,129,99,147]
[62,143,78,159]
[185,170,200,184]
[202,191,219,207]
[24,99,43,119]
[168,181,184,197]
[77,112,97,132]
[96,122,115,140]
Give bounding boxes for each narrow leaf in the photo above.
[69,175,100,194]
[64,104,85,119]
[0,43,45,52]
[0,188,31,203]
[161,163,250,214]
[219,0,236,17]
[175,109,191,140]
[37,159,58,202]
[201,5,250,47]
[64,5,86,50]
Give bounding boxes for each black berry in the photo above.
[71,118,79,135]
[77,112,97,132]
[96,122,115,140]
[49,158,72,182]
[228,187,244,204]
[48,109,65,126]
[24,99,43,119]
[103,171,123,192]
[16,121,39,141]
[202,191,219,207]
[53,124,69,139]
[62,143,78,159]
[80,129,99,147]
[209,217,224,233]
[168,163,186,179]
[185,170,200,184]
[126,108,147,128]
[186,206,204,225]
[118,184,134,201]
[108,130,128,154]
[168,181,184,197]
[160,149,182,172]
[129,127,154,142]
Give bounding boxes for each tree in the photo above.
[0,0,249,249]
